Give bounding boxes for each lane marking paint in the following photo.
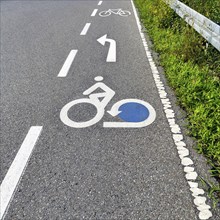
[60,76,115,128]
[98,1,103,5]
[99,9,131,17]
[60,76,156,128]
[0,126,43,220]
[91,9,98,17]
[104,99,156,128]
[80,23,91,35]
[97,34,116,62]
[130,0,212,219]
[57,50,78,77]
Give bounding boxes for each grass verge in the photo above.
[133,0,220,202]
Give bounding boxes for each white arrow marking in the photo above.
[104,99,156,128]
[107,108,121,117]
[97,34,116,62]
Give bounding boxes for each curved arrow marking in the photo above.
[104,99,156,128]
[97,34,116,62]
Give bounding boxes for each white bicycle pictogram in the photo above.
[99,9,131,17]
[60,76,156,128]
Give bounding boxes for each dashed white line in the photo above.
[57,50,78,77]
[98,1,103,5]
[0,126,43,220]
[91,9,98,17]
[80,23,91,36]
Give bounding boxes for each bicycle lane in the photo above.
[1,0,216,220]
[59,1,202,219]
[58,0,214,219]
[90,1,216,219]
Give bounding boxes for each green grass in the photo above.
[181,0,220,24]
[133,0,220,201]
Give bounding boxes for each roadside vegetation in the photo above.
[133,0,220,202]
[181,0,220,24]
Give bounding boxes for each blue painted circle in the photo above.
[118,102,150,122]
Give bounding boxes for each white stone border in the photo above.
[130,0,212,219]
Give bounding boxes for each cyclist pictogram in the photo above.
[60,76,156,128]
[99,9,131,17]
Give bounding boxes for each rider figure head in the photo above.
[94,76,103,82]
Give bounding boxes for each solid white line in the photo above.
[0,126,42,220]
[80,23,91,35]
[91,9,98,17]
[57,50,78,77]
[98,1,103,5]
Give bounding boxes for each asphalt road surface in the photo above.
[1,0,219,219]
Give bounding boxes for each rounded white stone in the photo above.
[165,109,174,114]
[168,118,175,125]
[194,196,207,206]
[153,71,159,75]
[171,124,180,129]
[161,98,170,104]
[154,79,160,82]
[184,166,194,172]
[178,149,189,158]
[197,204,211,211]
[188,181,198,188]
[160,94,167,99]
[186,171,198,180]
[154,76,160,79]
[177,148,186,152]
[190,187,205,196]
[153,77,160,81]
[173,134,183,142]
[177,146,187,151]
[166,113,175,118]
[163,105,172,110]
[198,210,212,219]
[171,125,181,134]
[158,87,165,91]
[159,91,167,95]
[175,141,186,147]
[156,83,163,87]
[181,157,194,166]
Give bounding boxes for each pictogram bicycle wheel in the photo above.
[60,98,104,128]
[119,10,131,16]
[99,10,111,17]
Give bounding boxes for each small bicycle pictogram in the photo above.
[99,9,131,17]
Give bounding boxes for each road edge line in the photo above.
[130,0,212,219]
